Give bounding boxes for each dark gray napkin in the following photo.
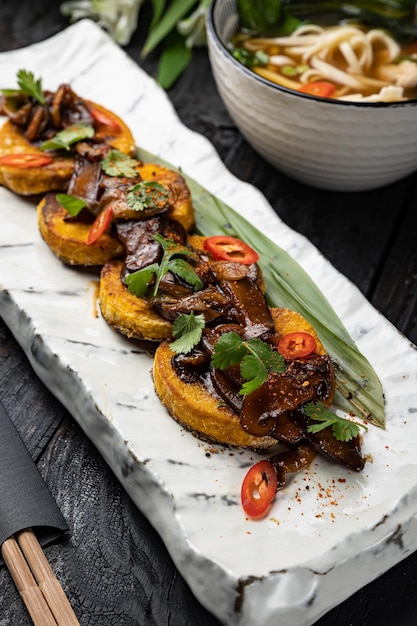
[0,398,69,550]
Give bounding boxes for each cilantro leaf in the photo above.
[245,337,276,363]
[16,70,45,105]
[56,193,86,216]
[125,235,202,298]
[170,312,206,354]
[125,264,159,297]
[304,402,367,442]
[127,181,171,212]
[155,233,192,257]
[211,331,247,369]
[40,123,95,151]
[211,332,285,395]
[166,258,203,290]
[266,350,287,374]
[240,355,268,395]
[101,149,138,177]
[1,70,45,105]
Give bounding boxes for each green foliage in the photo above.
[40,124,95,151]
[170,311,206,353]
[212,332,285,395]
[125,234,203,297]
[55,194,86,216]
[304,401,367,442]
[2,69,45,105]
[127,181,171,211]
[101,150,139,177]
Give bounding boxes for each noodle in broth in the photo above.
[232,23,417,101]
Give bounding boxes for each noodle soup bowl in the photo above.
[206,0,417,191]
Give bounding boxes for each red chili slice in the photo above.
[0,153,53,168]
[298,81,336,98]
[86,206,113,245]
[203,235,259,265]
[241,460,277,518]
[90,107,121,132]
[277,331,316,359]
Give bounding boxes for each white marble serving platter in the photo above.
[1,20,417,626]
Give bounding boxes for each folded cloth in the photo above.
[0,399,69,555]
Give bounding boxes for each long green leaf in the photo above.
[137,147,385,428]
[149,0,167,30]
[157,31,193,90]
[141,0,199,56]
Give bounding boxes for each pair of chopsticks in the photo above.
[1,527,79,626]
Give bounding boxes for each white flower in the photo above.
[177,0,210,49]
[60,0,144,45]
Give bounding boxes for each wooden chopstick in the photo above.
[1,528,79,626]
[1,533,57,625]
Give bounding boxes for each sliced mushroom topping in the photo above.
[67,156,102,214]
[220,277,274,339]
[269,443,317,491]
[25,105,47,142]
[152,285,230,322]
[270,411,306,445]
[211,261,250,282]
[116,217,162,272]
[75,141,111,161]
[172,346,210,383]
[209,365,244,414]
[1,99,33,126]
[302,413,365,472]
[240,354,335,437]
[51,83,93,128]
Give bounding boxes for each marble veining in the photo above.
[1,20,417,626]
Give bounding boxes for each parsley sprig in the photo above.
[170,311,206,354]
[304,402,368,442]
[211,331,285,395]
[1,69,45,105]
[40,123,95,151]
[125,234,203,297]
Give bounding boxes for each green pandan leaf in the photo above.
[157,31,193,90]
[142,0,198,56]
[136,146,385,428]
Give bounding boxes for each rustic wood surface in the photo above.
[0,0,417,624]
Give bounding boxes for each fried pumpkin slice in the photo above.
[99,234,267,343]
[37,193,124,266]
[137,163,195,233]
[99,259,173,341]
[37,163,195,266]
[153,307,325,449]
[0,101,135,196]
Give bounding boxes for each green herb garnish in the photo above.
[40,123,95,151]
[101,149,139,177]
[170,311,206,354]
[127,181,171,212]
[212,331,285,395]
[125,234,203,297]
[230,47,268,69]
[305,401,367,442]
[55,193,86,216]
[1,69,45,105]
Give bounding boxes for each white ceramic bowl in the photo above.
[206,0,417,191]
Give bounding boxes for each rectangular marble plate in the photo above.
[1,20,417,626]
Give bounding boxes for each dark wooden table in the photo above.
[1,1,417,624]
